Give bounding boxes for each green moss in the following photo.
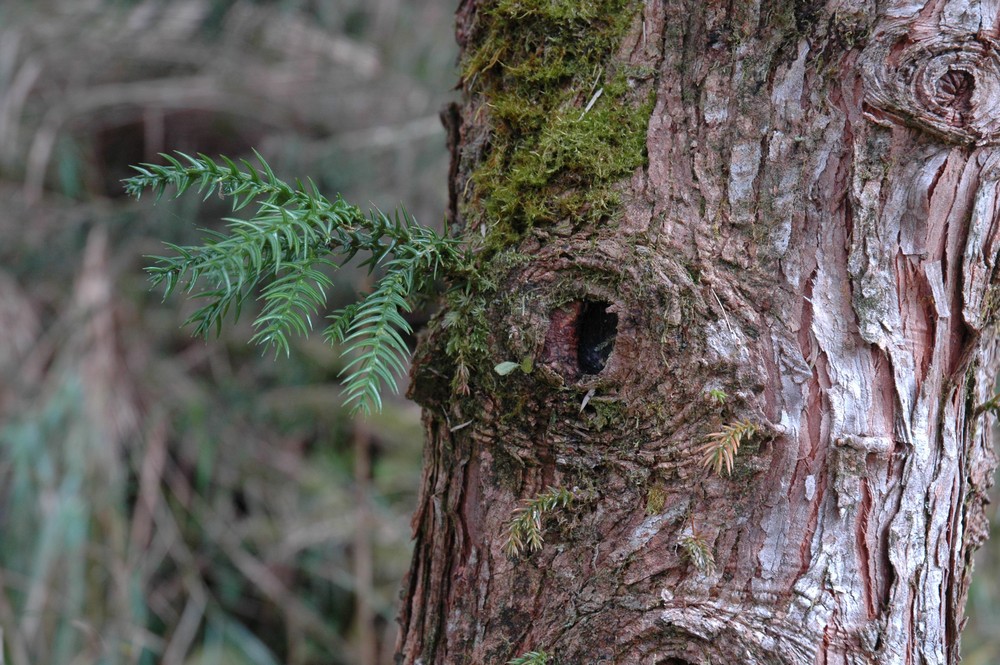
[645,485,667,515]
[982,283,1000,326]
[829,9,875,50]
[462,0,651,249]
[584,398,628,432]
[441,288,492,395]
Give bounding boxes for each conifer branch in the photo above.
[124,151,465,415]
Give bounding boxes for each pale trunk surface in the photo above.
[397,0,999,663]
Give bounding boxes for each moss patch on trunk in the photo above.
[462,0,652,250]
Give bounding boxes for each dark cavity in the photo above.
[576,300,618,375]
[542,299,619,379]
[936,68,974,123]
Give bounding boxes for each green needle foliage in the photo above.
[124,151,465,415]
[698,420,757,477]
[503,486,576,557]
[678,529,716,575]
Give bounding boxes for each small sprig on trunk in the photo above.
[503,486,576,557]
[698,420,757,477]
[507,651,550,665]
[678,526,716,575]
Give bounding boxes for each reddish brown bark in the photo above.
[398,1,999,663]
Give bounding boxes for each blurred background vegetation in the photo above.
[0,1,998,664]
[0,0,454,663]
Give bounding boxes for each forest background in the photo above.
[0,1,997,664]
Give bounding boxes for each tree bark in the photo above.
[398,1,999,663]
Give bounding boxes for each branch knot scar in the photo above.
[862,32,1000,145]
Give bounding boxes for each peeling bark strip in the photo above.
[398,1,999,663]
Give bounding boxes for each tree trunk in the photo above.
[397,1,999,663]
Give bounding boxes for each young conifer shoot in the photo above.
[124,151,466,416]
[507,651,550,665]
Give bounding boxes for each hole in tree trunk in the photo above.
[541,299,618,379]
[577,300,617,375]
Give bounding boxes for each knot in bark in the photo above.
[862,31,1000,145]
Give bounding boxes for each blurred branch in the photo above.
[0,57,42,169]
[278,115,444,157]
[23,76,267,203]
[354,426,376,665]
[223,3,380,79]
[128,418,168,556]
[160,588,206,665]
[162,456,352,656]
[0,569,32,665]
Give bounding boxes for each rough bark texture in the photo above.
[397,1,1000,663]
